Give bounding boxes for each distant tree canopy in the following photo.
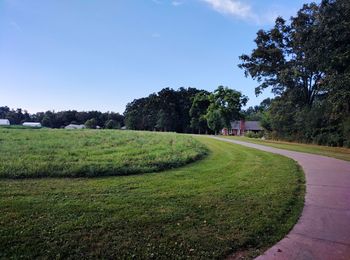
[239,0,350,147]
[0,106,124,129]
[242,98,272,121]
[124,86,247,133]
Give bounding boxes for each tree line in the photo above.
[0,106,124,129]
[1,85,247,133]
[239,0,350,147]
[124,86,247,134]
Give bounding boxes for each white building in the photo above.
[65,124,85,129]
[0,119,10,125]
[23,122,42,127]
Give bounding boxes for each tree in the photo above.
[155,109,168,131]
[209,86,248,130]
[206,108,224,135]
[238,0,350,146]
[239,4,324,107]
[189,91,211,134]
[316,0,350,124]
[242,98,272,121]
[85,118,98,129]
[105,119,120,129]
[124,87,204,133]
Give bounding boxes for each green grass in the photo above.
[222,136,350,161]
[0,129,207,178]
[0,135,305,259]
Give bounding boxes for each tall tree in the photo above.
[239,4,324,107]
[206,108,224,135]
[209,86,247,129]
[189,91,211,134]
[239,0,350,146]
[124,87,203,133]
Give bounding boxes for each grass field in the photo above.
[223,136,350,161]
[0,129,207,178]
[0,133,305,259]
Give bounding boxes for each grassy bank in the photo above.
[0,129,207,178]
[222,136,350,161]
[0,136,304,259]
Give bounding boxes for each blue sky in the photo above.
[0,0,316,113]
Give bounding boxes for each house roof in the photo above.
[230,120,262,131]
[65,124,85,129]
[0,119,10,124]
[23,122,41,127]
[245,121,262,131]
[230,121,240,129]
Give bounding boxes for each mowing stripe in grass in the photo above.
[0,135,304,259]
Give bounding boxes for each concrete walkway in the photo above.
[212,137,350,260]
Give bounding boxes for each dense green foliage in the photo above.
[0,129,207,178]
[124,86,247,134]
[239,0,350,147]
[124,87,202,132]
[206,86,248,133]
[0,106,124,129]
[104,119,121,129]
[84,118,98,129]
[242,98,272,121]
[0,137,304,259]
[245,131,264,139]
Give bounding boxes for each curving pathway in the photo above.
[211,137,350,260]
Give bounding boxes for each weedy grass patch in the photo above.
[0,129,207,178]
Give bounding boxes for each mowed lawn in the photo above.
[0,132,305,259]
[0,129,207,178]
[223,136,350,161]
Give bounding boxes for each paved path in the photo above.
[211,137,350,260]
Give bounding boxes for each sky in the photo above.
[0,0,317,114]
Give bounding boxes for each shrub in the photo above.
[85,118,98,129]
[245,131,264,139]
[105,119,120,129]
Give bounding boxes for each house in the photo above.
[222,120,262,136]
[0,119,10,126]
[65,124,85,129]
[22,122,42,127]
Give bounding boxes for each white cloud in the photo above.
[151,32,161,38]
[10,21,22,32]
[152,0,162,4]
[201,0,254,20]
[200,0,295,25]
[172,1,183,6]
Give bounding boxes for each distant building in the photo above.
[222,120,262,136]
[0,119,10,126]
[65,124,85,129]
[23,122,42,128]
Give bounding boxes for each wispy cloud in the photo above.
[151,32,161,38]
[152,0,162,4]
[201,0,254,20]
[172,1,183,6]
[10,21,22,32]
[199,0,294,25]
[152,0,183,7]
[149,0,294,25]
